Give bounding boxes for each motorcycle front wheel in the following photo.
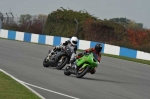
[43,57,50,67]
[76,66,91,78]
[64,66,71,76]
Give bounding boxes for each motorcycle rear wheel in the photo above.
[56,55,69,70]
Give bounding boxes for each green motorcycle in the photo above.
[64,52,100,78]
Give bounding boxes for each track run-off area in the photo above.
[0,38,150,99]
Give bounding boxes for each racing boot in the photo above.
[69,58,76,67]
[90,67,96,74]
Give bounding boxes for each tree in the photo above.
[43,7,97,37]
[19,14,32,24]
[37,14,47,21]
[109,17,143,29]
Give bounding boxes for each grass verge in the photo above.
[0,71,41,99]
[102,53,150,65]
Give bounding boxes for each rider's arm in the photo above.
[98,53,102,62]
[77,48,93,59]
[84,48,94,53]
[74,45,77,54]
[62,40,70,46]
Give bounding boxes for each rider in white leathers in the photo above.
[48,36,78,65]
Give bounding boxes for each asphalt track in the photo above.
[0,38,150,99]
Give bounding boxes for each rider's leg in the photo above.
[69,52,84,67]
[69,53,76,67]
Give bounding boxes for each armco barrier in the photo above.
[0,29,150,61]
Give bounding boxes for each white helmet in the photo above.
[70,36,78,45]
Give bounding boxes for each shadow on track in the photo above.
[81,77,131,84]
[45,66,129,84]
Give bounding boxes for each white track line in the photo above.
[21,81,80,99]
[0,69,80,99]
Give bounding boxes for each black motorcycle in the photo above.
[43,46,73,70]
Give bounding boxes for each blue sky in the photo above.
[0,0,150,28]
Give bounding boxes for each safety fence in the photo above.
[0,29,150,61]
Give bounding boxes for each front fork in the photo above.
[70,63,77,74]
[46,50,52,60]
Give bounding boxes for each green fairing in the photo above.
[75,53,99,69]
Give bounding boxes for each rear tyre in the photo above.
[56,56,69,70]
[64,66,71,76]
[76,66,91,78]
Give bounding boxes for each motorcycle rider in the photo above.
[74,43,102,74]
[47,36,78,64]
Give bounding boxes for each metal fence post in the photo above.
[0,19,2,29]
[74,19,78,37]
[0,12,3,29]
[42,19,46,34]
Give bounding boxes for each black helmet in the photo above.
[95,43,102,53]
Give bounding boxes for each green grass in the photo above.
[0,71,41,99]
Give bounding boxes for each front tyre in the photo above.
[43,57,49,67]
[56,56,69,70]
[64,66,71,76]
[76,66,91,78]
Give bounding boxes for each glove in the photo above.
[78,53,84,57]
[83,51,90,55]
